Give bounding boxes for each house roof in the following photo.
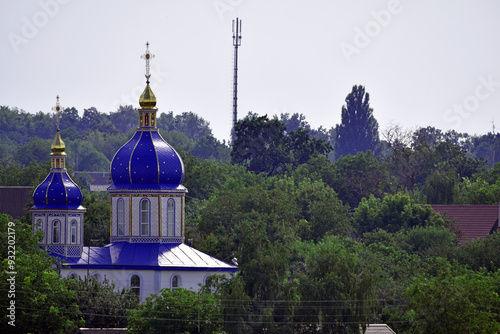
[431,205,499,244]
[0,186,33,219]
[58,242,237,272]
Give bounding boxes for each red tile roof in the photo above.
[431,205,499,244]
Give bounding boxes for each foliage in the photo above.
[334,85,379,158]
[127,287,223,334]
[231,114,332,176]
[297,236,377,333]
[406,259,500,333]
[354,192,447,235]
[0,213,84,333]
[65,276,140,328]
[81,189,110,245]
[331,150,393,207]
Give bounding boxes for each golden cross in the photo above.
[141,41,155,81]
[52,95,63,130]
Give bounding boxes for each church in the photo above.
[29,43,237,299]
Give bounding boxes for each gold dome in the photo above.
[50,129,66,156]
[139,82,157,109]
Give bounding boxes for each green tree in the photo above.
[334,85,379,158]
[14,136,51,165]
[231,114,291,176]
[127,287,223,334]
[0,213,84,333]
[65,276,139,328]
[406,259,500,333]
[332,150,393,207]
[354,192,447,235]
[298,236,376,333]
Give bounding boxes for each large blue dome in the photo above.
[109,130,185,189]
[32,171,84,210]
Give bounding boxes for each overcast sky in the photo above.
[1,0,499,142]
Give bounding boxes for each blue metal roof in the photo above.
[58,242,237,272]
[32,170,84,210]
[110,130,184,187]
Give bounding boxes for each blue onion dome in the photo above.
[109,118,185,189]
[32,129,84,210]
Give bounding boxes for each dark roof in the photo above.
[0,186,33,219]
[431,205,499,244]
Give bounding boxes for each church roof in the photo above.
[59,242,237,272]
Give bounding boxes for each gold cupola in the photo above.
[139,82,157,109]
[50,129,66,156]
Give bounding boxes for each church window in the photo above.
[70,220,77,244]
[35,219,44,242]
[92,272,102,283]
[140,199,150,236]
[167,199,175,236]
[172,275,181,289]
[68,273,78,280]
[131,275,140,296]
[117,198,125,236]
[145,113,149,126]
[52,220,60,244]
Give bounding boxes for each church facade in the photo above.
[30,44,237,299]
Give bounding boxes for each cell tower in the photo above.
[231,17,242,144]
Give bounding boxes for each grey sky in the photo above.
[1,0,499,142]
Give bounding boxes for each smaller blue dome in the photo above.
[32,171,84,210]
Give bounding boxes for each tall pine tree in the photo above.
[335,85,379,158]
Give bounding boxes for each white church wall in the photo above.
[61,267,234,300]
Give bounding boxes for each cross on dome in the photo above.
[51,95,63,130]
[141,41,155,82]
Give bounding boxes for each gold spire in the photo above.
[139,42,157,110]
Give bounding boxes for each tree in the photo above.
[277,113,310,133]
[335,85,379,158]
[0,214,84,333]
[332,150,393,207]
[406,259,500,333]
[231,114,291,176]
[65,276,139,328]
[231,115,332,176]
[127,287,223,334]
[297,236,377,333]
[384,125,434,191]
[354,192,448,235]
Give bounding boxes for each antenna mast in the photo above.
[231,17,242,143]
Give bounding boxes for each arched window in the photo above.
[70,220,77,244]
[35,219,44,242]
[117,198,125,236]
[140,199,150,236]
[52,220,60,244]
[171,275,181,289]
[91,272,101,283]
[131,275,140,296]
[167,199,175,236]
[68,273,78,280]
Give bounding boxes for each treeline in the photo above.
[0,105,229,172]
[2,84,500,332]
